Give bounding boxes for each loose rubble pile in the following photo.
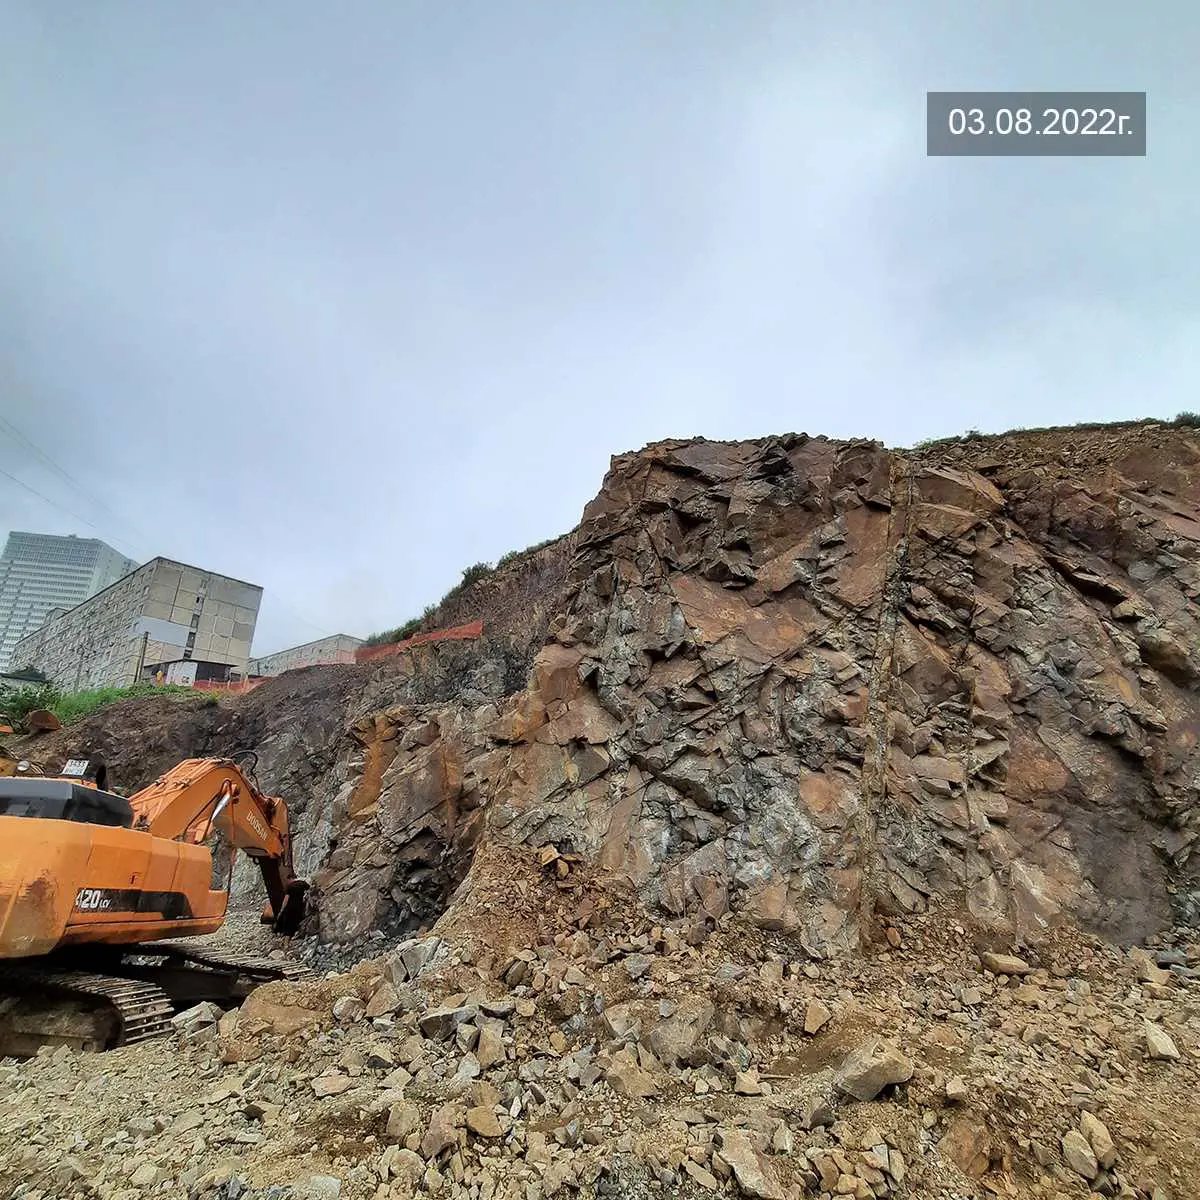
[3,847,1198,1200]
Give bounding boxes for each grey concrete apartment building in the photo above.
[248,633,362,677]
[0,532,137,670]
[14,557,262,689]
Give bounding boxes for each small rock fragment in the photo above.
[292,1177,342,1200]
[312,1074,353,1098]
[331,995,365,1024]
[1061,1128,1099,1181]
[734,1068,763,1096]
[717,1128,785,1200]
[364,980,401,1018]
[980,952,1032,977]
[940,1115,991,1177]
[386,1100,421,1143]
[799,1091,836,1130]
[419,1004,476,1041]
[1144,1021,1180,1061]
[421,1103,464,1160]
[804,998,832,1035]
[466,1106,503,1138]
[1081,1111,1117,1169]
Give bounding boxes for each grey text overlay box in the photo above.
[927,92,1146,157]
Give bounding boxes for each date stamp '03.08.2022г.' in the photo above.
[927,91,1147,156]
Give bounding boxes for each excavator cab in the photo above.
[0,777,133,828]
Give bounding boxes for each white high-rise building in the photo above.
[0,532,138,670]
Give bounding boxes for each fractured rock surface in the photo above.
[310,421,1200,953]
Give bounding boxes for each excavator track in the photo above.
[1,967,174,1056]
[150,942,312,984]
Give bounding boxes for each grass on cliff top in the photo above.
[0,682,212,728]
[362,537,562,646]
[913,412,1199,450]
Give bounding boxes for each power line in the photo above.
[0,464,130,546]
[0,427,334,642]
[0,416,154,558]
[268,593,333,638]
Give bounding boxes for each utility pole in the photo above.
[133,631,149,685]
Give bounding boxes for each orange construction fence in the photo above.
[355,619,484,663]
[191,678,266,695]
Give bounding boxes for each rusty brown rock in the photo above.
[940,1115,992,1177]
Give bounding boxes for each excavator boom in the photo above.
[124,758,304,928]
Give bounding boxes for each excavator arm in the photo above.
[126,759,308,934]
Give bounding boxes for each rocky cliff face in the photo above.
[25,421,1200,956]
[309,420,1200,954]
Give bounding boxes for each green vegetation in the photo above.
[361,537,563,648]
[0,682,203,727]
[496,535,560,569]
[362,562,499,647]
[441,562,493,604]
[913,416,1177,451]
[361,613,425,647]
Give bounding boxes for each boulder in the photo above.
[834,1038,913,1101]
[716,1127,784,1200]
[240,988,322,1036]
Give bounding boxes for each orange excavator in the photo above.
[0,754,310,1056]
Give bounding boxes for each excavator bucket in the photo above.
[261,879,310,936]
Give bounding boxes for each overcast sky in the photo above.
[1,3,1194,655]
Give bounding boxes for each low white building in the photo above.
[15,558,262,690]
[249,633,362,677]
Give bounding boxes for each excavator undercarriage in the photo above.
[0,943,310,1057]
